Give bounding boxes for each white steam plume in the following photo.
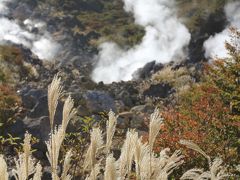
[204,1,240,59]
[92,0,191,84]
[0,0,61,60]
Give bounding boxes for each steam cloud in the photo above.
[204,1,240,59]
[0,0,61,60]
[92,0,191,84]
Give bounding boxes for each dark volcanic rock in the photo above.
[12,3,33,20]
[133,61,164,80]
[107,81,141,108]
[21,89,46,109]
[83,90,116,113]
[20,88,63,143]
[143,83,174,98]
[188,9,227,63]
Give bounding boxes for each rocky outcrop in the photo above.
[143,83,174,98]
[83,90,116,114]
[133,61,164,80]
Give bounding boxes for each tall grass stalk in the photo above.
[12,132,35,180]
[133,137,149,180]
[46,75,76,179]
[85,163,100,180]
[33,163,42,180]
[48,74,63,178]
[180,140,229,180]
[118,129,137,179]
[84,127,104,172]
[104,154,117,180]
[106,110,117,154]
[61,150,73,180]
[0,155,8,180]
[149,108,163,179]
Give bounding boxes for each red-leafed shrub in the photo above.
[0,85,22,134]
[149,28,240,170]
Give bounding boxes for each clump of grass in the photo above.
[117,129,138,179]
[106,110,117,154]
[0,155,8,180]
[104,154,117,180]
[84,127,104,171]
[61,150,73,180]
[180,140,230,180]
[32,163,42,180]
[12,132,36,180]
[46,74,76,180]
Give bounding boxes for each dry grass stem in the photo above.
[104,154,117,180]
[181,158,229,180]
[155,150,184,179]
[180,169,204,180]
[12,153,35,180]
[48,74,63,129]
[62,96,77,132]
[33,163,43,180]
[209,158,229,180]
[133,137,149,180]
[180,140,229,180]
[85,163,101,180]
[23,132,32,178]
[117,129,138,179]
[180,140,210,162]
[106,110,117,154]
[46,126,65,180]
[84,127,104,171]
[0,155,8,180]
[61,150,73,180]
[12,132,35,180]
[149,108,163,150]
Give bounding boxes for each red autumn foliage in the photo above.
[150,83,239,166]
[0,84,22,133]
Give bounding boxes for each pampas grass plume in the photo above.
[149,108,163,150]
[106,110,117,154]
[62,96,76,132]
[85,163,101,180]
[48,74,63,129]
[84,127,104,171]
[33,163,42,180]
[104,154,117,180]
[0,155,8,180]
[61,150,73,180]
[180,140,210,162]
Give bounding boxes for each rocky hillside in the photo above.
[0,0,235,141]
[0,1,239,178]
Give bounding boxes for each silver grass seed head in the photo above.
[33,163,42,180]
[180,140,210,162]
[48,74,63,129]
[149,108,163,150]
[0,155,8,180]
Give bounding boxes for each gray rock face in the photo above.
[117,104,154,131]
[83,91,116,114]
[12,3,33,20]
[133,61,164,80]
[20,88,63,143]
[143,83,174,98]
[22,89,46,112]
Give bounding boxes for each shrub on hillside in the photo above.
[0,85,22,135]
[153,28,240,172]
